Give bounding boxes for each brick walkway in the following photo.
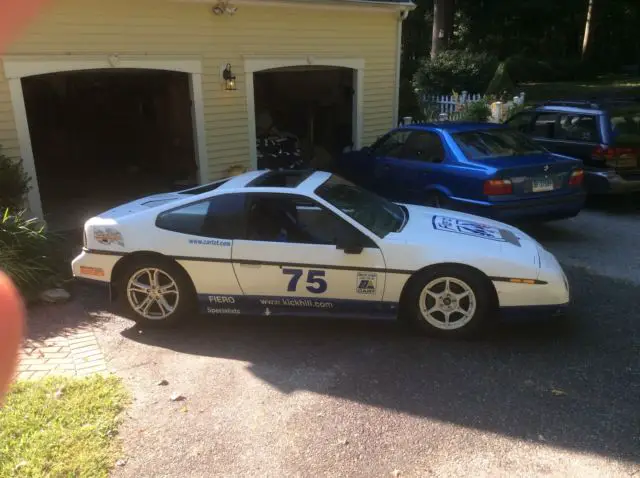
[16,299,107,380]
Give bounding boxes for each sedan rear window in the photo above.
[452,129,546,160]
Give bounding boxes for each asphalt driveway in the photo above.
[81,195,639,477]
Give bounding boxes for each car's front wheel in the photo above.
[402,265,496,338]
[117,258,196,327]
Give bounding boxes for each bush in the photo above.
[459,99,492,122]
[413,49,499,96]
[0,209,65,300]
[485,61,516,99]
[398,78,425,122]
[504,55,555,83]
[0,147,30,211]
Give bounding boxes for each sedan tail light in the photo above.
[484,179,513,196]
[592,146,639,168]
[568,168,584,186]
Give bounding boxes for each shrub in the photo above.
[0,209,65,300]
[413,49,499,96]
[459,99,492,122]
[504,55,555,83]
[485,61,516,99]
[398,78,425,122]
[0,147,30,211]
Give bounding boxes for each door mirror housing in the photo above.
[336,238,364,255]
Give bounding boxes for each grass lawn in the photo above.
[0,375,128,478]
[519,75,640,103]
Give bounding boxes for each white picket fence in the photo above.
[409,91,527,124]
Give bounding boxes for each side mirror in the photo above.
[336,238,364,255]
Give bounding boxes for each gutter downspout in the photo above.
[393,9,410,128]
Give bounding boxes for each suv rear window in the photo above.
[610,107,640,145]
[452,129,546,160]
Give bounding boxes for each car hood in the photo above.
[95,192,187,220]
[389,204,540,267]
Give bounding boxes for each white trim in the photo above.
[7,78,42,219]
[392,13,404,128]
[244,57,365,170]
[2,56,207,220]
[176,0,415,13]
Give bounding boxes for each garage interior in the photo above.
[22,69,197,230]
[253,66,354,171]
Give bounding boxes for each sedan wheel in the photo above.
[418,276,476,330]
[127,268,180,321]
[402,265,495,337]
[118,258,196,327]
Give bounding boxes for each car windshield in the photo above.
[452,128,546,159]
[315,175,406,238]
[610,106,640,145]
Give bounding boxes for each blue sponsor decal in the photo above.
[432,215,521,246]
[199,294,397,320]
[188,238,232,247]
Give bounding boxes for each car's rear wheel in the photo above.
[425,192,449,209]
[117,258,196,328]
[402,265,496,338]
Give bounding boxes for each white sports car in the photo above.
[72,169,570,337]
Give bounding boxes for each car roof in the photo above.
[216,169,331,195]
[406,122,505,133]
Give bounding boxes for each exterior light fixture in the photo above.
[222,64,236,91]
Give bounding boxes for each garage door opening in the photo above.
[254,66,354,171]
[22,69,198,230]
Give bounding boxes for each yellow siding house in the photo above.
[0,0,414,221]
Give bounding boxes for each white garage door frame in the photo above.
[244,57,365,170]
[2,55,207,220]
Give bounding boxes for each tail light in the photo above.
[592,146,639,168]
[484,179,513,195]
[568,168,584,186]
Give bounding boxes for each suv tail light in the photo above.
[484,179,513,195]
[592,146,639,168]
[568,168,584,186]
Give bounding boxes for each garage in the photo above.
[21,69,197,230]
[253,66,355,171]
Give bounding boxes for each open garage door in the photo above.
[22,69,197,230]
[253,66,355,171]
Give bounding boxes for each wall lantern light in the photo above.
[222,64,237,91]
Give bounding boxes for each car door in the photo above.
[385,129,450,205]
[368,129,413,200]
[153,193,246,312]
[231,193,389,318]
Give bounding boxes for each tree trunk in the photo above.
[581,0,594,59]
[431,0,453,58]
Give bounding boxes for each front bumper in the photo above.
[585,170,640,194]
[71,250,119,284]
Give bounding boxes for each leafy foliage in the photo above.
[485,61,516,98]
[459,99,492,122]
[0,209,66,299]
[413,49,499,96]
[0,147,30,211]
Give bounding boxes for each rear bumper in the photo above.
[585,170,640,194]
[451,191,586,222]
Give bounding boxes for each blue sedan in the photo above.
[337,122,587,222]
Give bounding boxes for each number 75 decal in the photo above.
[282,268,327,294]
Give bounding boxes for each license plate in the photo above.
[532,178,554,192]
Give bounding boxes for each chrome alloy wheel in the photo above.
[418,276,477,330]
[126,268,180,320]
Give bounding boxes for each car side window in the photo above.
[371,130,412,157]
[400,131,446,163]
[532,113,558,139]
[156,193,247,239]
[245,194,376,247]
[505,112,535,133]
[556,114,599,142]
